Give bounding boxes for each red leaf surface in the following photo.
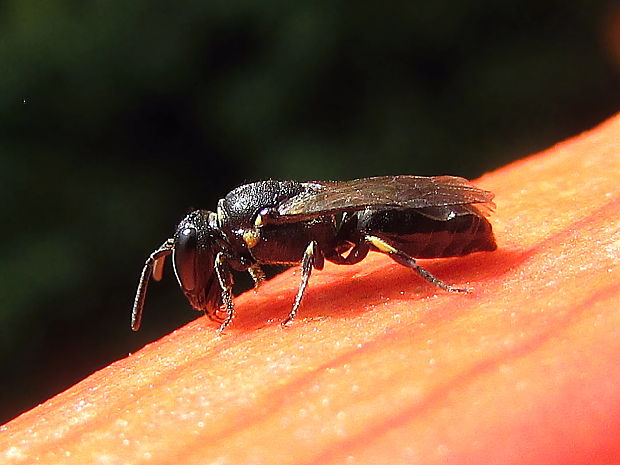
[2,114,620,464]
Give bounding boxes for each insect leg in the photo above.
[365,235,471,293]
[326,241,370,265]
[214,252,236,333]
[282,241,324,326]
[248,264,266,290]
[131,238,174,331]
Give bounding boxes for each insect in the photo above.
[131,175,497,332]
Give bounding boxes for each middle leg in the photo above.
[282,241,324,326]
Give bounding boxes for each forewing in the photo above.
[271,176,495,222]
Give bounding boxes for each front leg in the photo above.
[282,241,324,326]
[248,264,266,290]
[214,252,236,333]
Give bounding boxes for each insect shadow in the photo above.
[224,247,522,331]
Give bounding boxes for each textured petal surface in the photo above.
[2,114,620,465]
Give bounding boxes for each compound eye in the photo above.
[173,226,198,292]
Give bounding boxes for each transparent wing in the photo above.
[267,176,495,223]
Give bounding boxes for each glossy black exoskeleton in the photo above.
[131,176,497,332]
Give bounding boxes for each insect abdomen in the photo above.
[355,208,497,258]
[400,213,496,258]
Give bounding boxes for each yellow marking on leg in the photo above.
[365,235,398,254]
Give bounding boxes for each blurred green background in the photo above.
[1,0,619,423]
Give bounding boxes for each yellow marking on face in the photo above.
[254,214,264,227]
[243,229,260,248]
[366,235,397,254]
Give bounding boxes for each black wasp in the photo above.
[131,176,497,332]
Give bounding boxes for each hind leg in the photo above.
[364,235,470,293]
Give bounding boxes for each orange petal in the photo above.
[2,114,620,464]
